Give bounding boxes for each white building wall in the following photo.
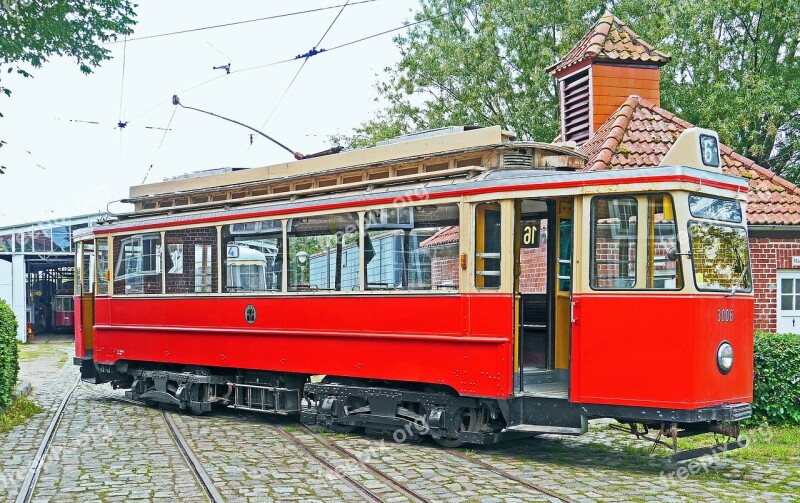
[0,259,12,311]
[11,255,27,342]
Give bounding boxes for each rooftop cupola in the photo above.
[547,13,670,145]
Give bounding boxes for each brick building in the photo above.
[549,13,800,333]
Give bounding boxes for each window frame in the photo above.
[688,193,743,223]
[474,202,502,290]
[645,193,684,291]
[687,219,752,293]
[589,195,639,290]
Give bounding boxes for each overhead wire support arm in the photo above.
[172,95,304,160]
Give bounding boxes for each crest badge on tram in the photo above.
[244,304,257,324]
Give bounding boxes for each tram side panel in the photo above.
[91,293,515,399]
[570,293,753,409]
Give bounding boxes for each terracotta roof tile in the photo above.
[581,95,800,226]
[547,13,671,75]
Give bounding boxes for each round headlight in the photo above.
[717,341,734,374]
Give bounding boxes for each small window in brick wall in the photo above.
[165,227,218,294]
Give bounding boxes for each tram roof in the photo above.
[76,165,748,238]
[129,126,520,199]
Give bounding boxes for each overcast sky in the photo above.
[0,0,419,226]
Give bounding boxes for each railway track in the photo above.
[163,411,226,503]
[15,375,80,503]
[446,449,577,503]
[290,423,431,503]
[79,386,572,502]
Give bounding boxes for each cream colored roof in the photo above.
[130,126,513,198]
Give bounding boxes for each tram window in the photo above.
[74,246,82,295]
[113,233,162,295]
[223,220,283,293]
[288,213,360,292]
[558,219,572,292]
[647,194,683,289]
[591,197,637,289]
[688,222,751,292]
[475,202,502,289]
[364,204,460,291]
[688,195,742,223]
[96,238,110,295]
[165,227,218,294]
[82,241,95,294]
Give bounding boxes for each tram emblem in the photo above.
[244,304,257,324]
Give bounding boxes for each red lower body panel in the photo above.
[92,294,515,398]
[571,294,753,409]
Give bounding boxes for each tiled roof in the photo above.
[547,13,670,75]
[581,95,800,225]
[420,226,460,248]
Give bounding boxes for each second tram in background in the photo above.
[73,125,753,461]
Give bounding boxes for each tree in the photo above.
[616,0,800,179]
[343,0,800,181]
[336,0,606,148]
[0,0,137,173]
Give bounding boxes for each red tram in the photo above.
[53,294,75,330]
[74,126,753,460]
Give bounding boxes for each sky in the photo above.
[0,0,420,227]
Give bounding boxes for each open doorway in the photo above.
[515,198,572,397]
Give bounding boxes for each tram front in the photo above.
[570,128,754,461]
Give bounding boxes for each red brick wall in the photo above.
[520,245,548,293]
[749,238,800,332]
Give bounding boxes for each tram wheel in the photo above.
[329,396,366,433]
[434,406,483,448]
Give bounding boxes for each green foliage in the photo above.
[751,332,800,425]
[0,0,137,172]
[0,299,19,409]
[0,396,42,434]
[346,0,800,180]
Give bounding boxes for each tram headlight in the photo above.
[716,341,734,374]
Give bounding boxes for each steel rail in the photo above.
[163,411,226,503]
[273,426,384,503]
[446,450,578,503]
[297,423,431,503]
[15,375,80,503]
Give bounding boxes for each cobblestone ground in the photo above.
[1,345,798,502]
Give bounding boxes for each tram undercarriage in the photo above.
[82,358,750,460]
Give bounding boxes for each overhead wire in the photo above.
[117,35,128,170]
[102,1,379,44]
[125,1,482,142]
[142,107,178,184]
[241,0,352,162]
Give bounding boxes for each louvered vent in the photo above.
[562,69,591,144]
[500,150,534,169]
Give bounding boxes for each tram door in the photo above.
[75,241,95,356]
[514,198,573,390]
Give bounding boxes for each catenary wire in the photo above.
[142,106,178,184]
[240,0,352,162]
[126,1,484,130]
[102,1,379,44]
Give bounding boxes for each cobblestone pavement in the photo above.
[1,345,798,502]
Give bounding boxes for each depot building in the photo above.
[0,213,105,342]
